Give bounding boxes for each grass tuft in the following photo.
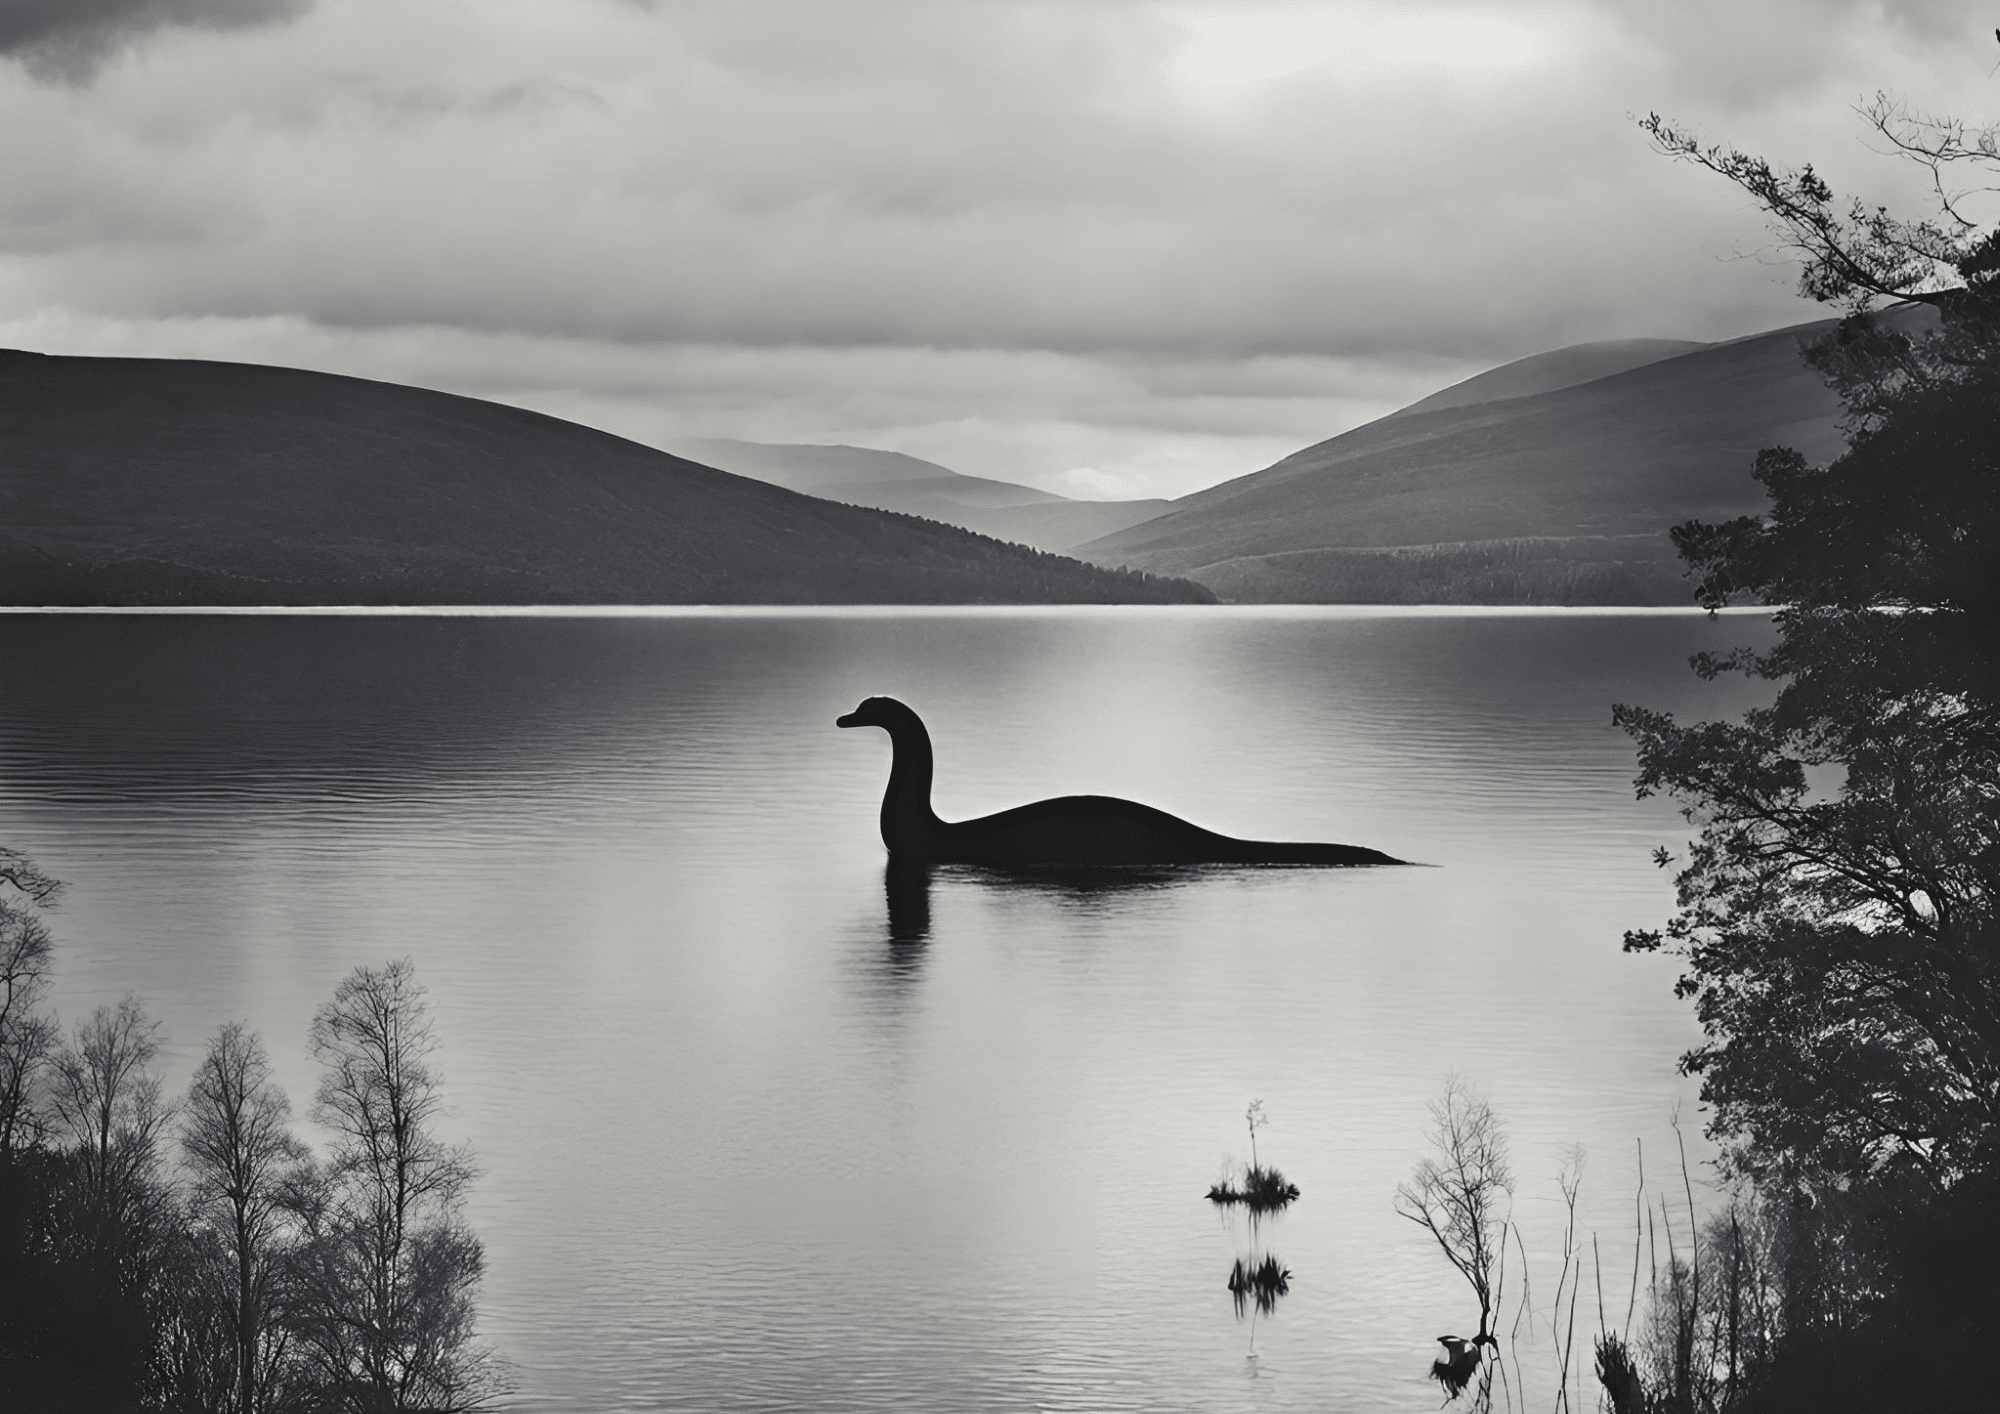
[1206,1163,1301,1211]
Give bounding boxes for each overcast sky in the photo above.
[2,1,1991,499]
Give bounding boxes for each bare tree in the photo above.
[152,1214,246,1414]
[182,1022,310,1414]
[295,959,496,1412]
[1396,1073,1513,1398]
[27,992,182,1413]
[1550,1146,1587,1414]
[47,995,177,1267]
[0,847,61,1160]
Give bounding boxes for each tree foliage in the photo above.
[1641,97,2000,316]
[1620,91,2000,1192]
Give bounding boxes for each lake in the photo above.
[0,607,1776,1411]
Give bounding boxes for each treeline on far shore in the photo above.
[0,851,499,1414]
[1187,534,1692,606]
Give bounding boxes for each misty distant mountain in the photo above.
[0,353,1212,606]
[680,438,1171,554]
[1074,313,1928,604]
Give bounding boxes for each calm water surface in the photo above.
[0,608,1777,1411]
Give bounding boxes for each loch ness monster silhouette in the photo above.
[836,696,1404,867]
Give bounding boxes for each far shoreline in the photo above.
[0,602,1778,618]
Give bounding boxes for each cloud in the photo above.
[0,1,1820,354]
[0,0,309,83]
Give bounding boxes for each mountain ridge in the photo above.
[680,438,1171,553]
[1071,312,1912,603]
[0,351,1213,606]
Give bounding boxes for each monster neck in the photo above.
[881,714,944,858]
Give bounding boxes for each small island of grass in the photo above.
[1205,1163,1301,1211]
[1206,1101,1301,1211]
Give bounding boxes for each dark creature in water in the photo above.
[836,696,1404,867]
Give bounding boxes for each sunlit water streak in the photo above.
[0,608,1776,1411]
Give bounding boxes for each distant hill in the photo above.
[1392,338,1709,417]
[0,353,1213,606]
[1074,312,1930,604]
[680,438,1171,554]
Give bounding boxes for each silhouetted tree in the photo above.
[0,847,60,1160]
[0,847,71,1406]
[293,960,496,1412]
[1,864,506,1408]
[1396,1073,1510,1402]
[47,997,177,1284]
[13,996,180,1410]
[1642,93,2000,313]
[180,1022,311,1414]
[152,1212,245,1414]
[1615,71,2000,1414]
[1624,90,2000,1188]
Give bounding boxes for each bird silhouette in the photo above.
[836,696,1403,867]
[1429,1333,1496,1401]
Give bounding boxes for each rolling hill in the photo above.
[1074,312,1927,604]
[0,353,1212,606]
[1389,337,1709,417]
[679,438,1171,554]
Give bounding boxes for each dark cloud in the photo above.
[0,0,309,82]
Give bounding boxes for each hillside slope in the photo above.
[1392,337,1708,417]
[681,438,1170,553]
[1074,315,1894,603]
[0,353,1211,606]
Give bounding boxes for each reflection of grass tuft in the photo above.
[1206,1164,1301,1211]
[1227,1253,1292,1316]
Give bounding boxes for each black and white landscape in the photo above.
[2,6,1995,1414]
[0,308,1913,606]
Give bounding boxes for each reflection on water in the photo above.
[1229,1253,1292,1319]
[883,862,932,949]
[0,608,1779,1412]
[885,861,1248,949]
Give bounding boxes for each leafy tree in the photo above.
[1613,72,2000,1414]
[294,959,497,1412]
[1620,95,2000,1191]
